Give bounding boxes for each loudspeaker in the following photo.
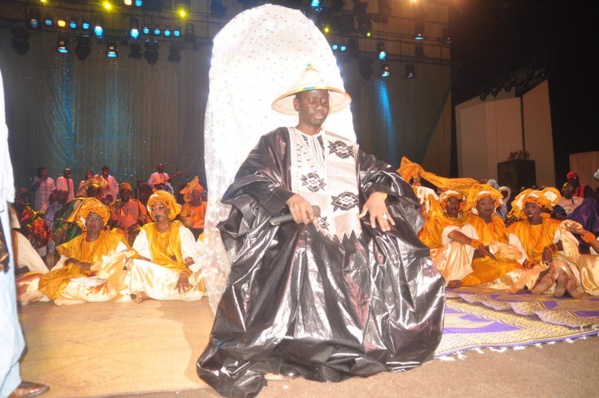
[497,160,536,195]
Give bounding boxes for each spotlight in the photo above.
[357,14,371,38]
[56,36,69,54]
[173,26,182,37]
[135,0,143,6]
[210,0,227,18]
[142,19,151,35]
[359,56,373,80]
[124,0,133,5]
[311,0,322,8]
[340,44,347,52]
[441,26,452,45]
[175,0,190,17]
[144,41,159,65]
[379,61,391,78]
[163,25,171,37]
[27,8,41,29]
[130,17,140,40]
[57,18,67,29]
[414,22,425,40]
[331,43,339,51]
[44,13,54,27]
[75,35,91,61]
[404,64,416,79]
[129,42,143,58]
[93,15,104,38]
[377,41,386,60]
[11,27,30,56]
[168,44,181,62]
[69,16,78,30]
[153,23,161,36]
[105,41,118,58]
[81,18,91,30]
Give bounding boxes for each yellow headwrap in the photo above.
[463,183,503,215]
[119,182,132,191]
[508,187,562,220]
[397,157,478,196]
[147,190,181,221]
[75,198,110,230]
[76,174,108,197]
[438,189,466,211]
[179,176,205,203]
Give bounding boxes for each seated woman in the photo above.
[419,190,477,288]
[507,187,583,298]
[179,176,207,240]
[128,190,205,303]
[459,184,543,292]
[560,221,599,296]
[17,198,135,306]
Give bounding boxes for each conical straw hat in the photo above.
[271,65,351,115]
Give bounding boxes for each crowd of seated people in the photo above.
[399,157,599,299]
[13,167,209,306]
[12,161,599,305]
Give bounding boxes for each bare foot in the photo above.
[564,273,583,299]
[131,291,149,304]
[447,280,461,289]
[554,271,567,298]
[531,265,555,295]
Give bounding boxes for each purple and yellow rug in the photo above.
[435,288,599,357]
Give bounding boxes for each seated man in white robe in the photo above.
[129,190,205,303]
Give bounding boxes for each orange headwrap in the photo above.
[147,190,181,221]
[74,198,110,230]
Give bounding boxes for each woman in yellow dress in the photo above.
[419,190,480,287]
[459,184,544,291]
[17,198,135,306]
[508,187,595,298]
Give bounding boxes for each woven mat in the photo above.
[435,288,599,357]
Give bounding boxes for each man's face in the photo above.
[157,164,164,173]
[57,190,68,203]
[294,90,330,128]
[120,189,132,202]
[102,168,109,177]
[151,202,169,222]
[64,169,71,178]
[562,184,574,198]
[40,168,48,179]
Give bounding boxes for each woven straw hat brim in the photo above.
[272,86,351,115]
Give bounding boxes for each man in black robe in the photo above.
[197,66,445,398]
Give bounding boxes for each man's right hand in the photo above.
[286,194,316,224]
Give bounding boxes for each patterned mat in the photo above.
[435,288,599,357]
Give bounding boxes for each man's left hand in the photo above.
[359,192,394,232]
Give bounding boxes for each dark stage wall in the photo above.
[0,26,452,196]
